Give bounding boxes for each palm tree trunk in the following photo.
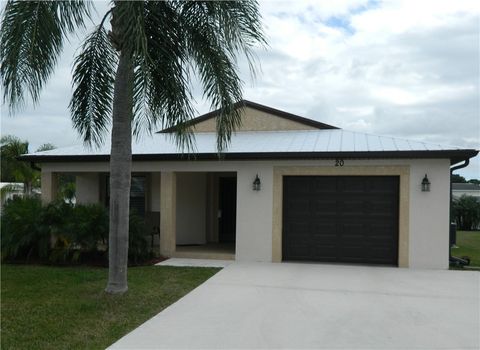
[105,49,133,294]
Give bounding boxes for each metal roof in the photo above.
[20,129,478,164]
[452,183,480,191]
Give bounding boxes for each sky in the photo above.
[1,0,479,179]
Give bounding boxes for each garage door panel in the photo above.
[283,176,399,265]
[312,177,337,193]
[311,199,337,215]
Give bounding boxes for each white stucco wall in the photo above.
[408,159,451,269]
[44,158,453,268]
[176,172,207,245]
[75,173,100,204]
[236,165,274,261]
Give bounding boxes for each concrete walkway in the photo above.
[156,258,232,268]
[109,262,480,349]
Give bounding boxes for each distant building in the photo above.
[452,182,480,199]
[0,182,41,209]
[1,182,24,208]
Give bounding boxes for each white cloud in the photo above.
[1,0,479,178]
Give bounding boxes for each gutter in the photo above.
[450,158,470,222]
[17,149,480,164]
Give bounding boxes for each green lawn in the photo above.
[452,230,480,267]
[1,264,219,350]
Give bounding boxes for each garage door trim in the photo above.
[272,166,410,266]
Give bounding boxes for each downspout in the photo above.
[449,159,470,261]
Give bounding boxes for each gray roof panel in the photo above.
[21,129,477,163]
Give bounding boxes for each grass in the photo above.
[1,264,220,350]
[451,230,480,267]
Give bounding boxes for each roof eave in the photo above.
[19,149,479,165]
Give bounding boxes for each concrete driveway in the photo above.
[109,262,479,349]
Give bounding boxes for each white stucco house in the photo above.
[452,182,480,199]
[20,101,478,269]
[0,182,25,208]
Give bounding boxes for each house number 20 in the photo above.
[335,159,344,166]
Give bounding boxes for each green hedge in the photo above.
[1,197,151,264]
[452,195,480,231]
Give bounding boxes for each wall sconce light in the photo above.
[421,174,431,192]
[253,174,261,191]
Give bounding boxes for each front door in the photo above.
[219,177,237,243]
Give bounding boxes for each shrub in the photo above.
[128,212,151,264]
[1,198,152,265]
[48,203,108,263]
[1,197,50,261]
[42,200,74,235]
[66,204,109,251]
[452,195,480,231]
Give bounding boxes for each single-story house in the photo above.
[20,101,478,269]
[452,182,480,199]
[0,182,27,208]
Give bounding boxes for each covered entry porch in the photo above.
[41,170,237,260]
[167,171,237,260]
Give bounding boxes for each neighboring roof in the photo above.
[0,182,24,190]
[452,183,480,191]
[20,129,478,165]
[158,100,339,133]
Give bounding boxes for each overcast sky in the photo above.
[1,0,479,179]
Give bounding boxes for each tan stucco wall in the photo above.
[43,158,451,269]
[192,106,318,132]
[160,172,176,257]
[40,171,58,204]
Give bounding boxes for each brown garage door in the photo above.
[283,176,399,265]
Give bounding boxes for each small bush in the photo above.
[1,197,151,265]
[48,202,109,263]
[1,196,50,261]
[128,212,151,264]
[65,204,109,251]
[43,200,74,236]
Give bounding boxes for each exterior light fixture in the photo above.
[421,174,431,192]
[253,174,261,191]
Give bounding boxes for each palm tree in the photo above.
[1,135,56,196]
[1,135,36,195]
[1,1,265,294]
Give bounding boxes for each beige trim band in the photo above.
[272,166,410,267]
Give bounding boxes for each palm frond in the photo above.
[178,0,266,152]
[36,143,56,152]
[69,25,117,146]
[0,135,34,184]
[0,0,92,113]
[131,1,196,151]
